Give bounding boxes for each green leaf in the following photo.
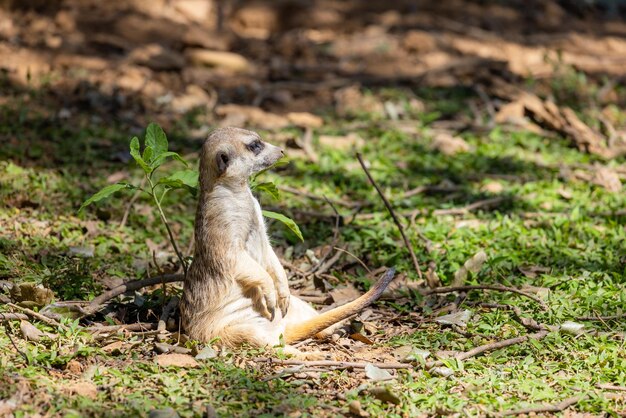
[142,146,154,164]
[157,170,199,196]
[79,183,134,212]
[130,136,152,174]
[150,151,189,170]
[252,181,280,200]
[262,210,303,241]
[145,123,168,158]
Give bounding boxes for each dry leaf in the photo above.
[364,364,393,381]
[20,320,54,342]
[330,285,362,305]
[519,284,550,298]
[518,265,550,279]
[195,346,217,360]
[452,251,488,286]
[155,353,199,368]
[480,181,504,194]
[591,166,622,192]
[558,188,573,200]
[431,367,454,378]
[432,132,471,156]
[514,92,624,159]
[286,112,323,128]
[215,104,289,130]
[318,133,363,151]
[102,341,125,354]
[392,346,430,362]
[350,333,374,345]
[495,100,525,125]
[185,48,252,73]
[435,310,472,328]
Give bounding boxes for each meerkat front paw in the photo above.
[263,289,277,321]
[276,282,290,317]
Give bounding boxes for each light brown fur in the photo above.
[180,127,395,349]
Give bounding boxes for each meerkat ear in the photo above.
[216,150,231,175]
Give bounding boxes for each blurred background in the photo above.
[2,0,626,167]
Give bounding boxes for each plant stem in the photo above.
[147,177,188,276]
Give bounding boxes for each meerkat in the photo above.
[180,127,396,349]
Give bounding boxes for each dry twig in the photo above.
[432,196,508,216]
[278,185,361,208]
[357,153,423,280]
[454,330,548,362]
[472,302,545,331]
[500,395,586,416]
[423,285,549,310]
[597,383,626,391]
[576,312,626,321]
[254,358,412,370]
[6,303,66,329]
[84,274,184,315]
[0,313,29,321]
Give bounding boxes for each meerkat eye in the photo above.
[247,140,264,155]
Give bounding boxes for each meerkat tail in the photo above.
[284,268,396,344]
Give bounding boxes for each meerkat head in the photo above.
[200,127,284,186]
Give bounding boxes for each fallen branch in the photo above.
[422,285,549,311]
[597,383,626,391]
[403,184,464,199]
[84,274,184,315]
[454,330,548,362]
[500,395,585,416]
[357,153,423,280]
[423,329,549,370]
[7,303,66,329]
[432,196,508,216]
[0,313,29,321]
[356,196,509,221]
[576,312,626,321]
[254,358,412,370]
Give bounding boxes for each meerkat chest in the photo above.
[244,192,270,265]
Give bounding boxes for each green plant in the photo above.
[79,123,302,275]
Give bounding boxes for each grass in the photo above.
[1,81,626,417]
